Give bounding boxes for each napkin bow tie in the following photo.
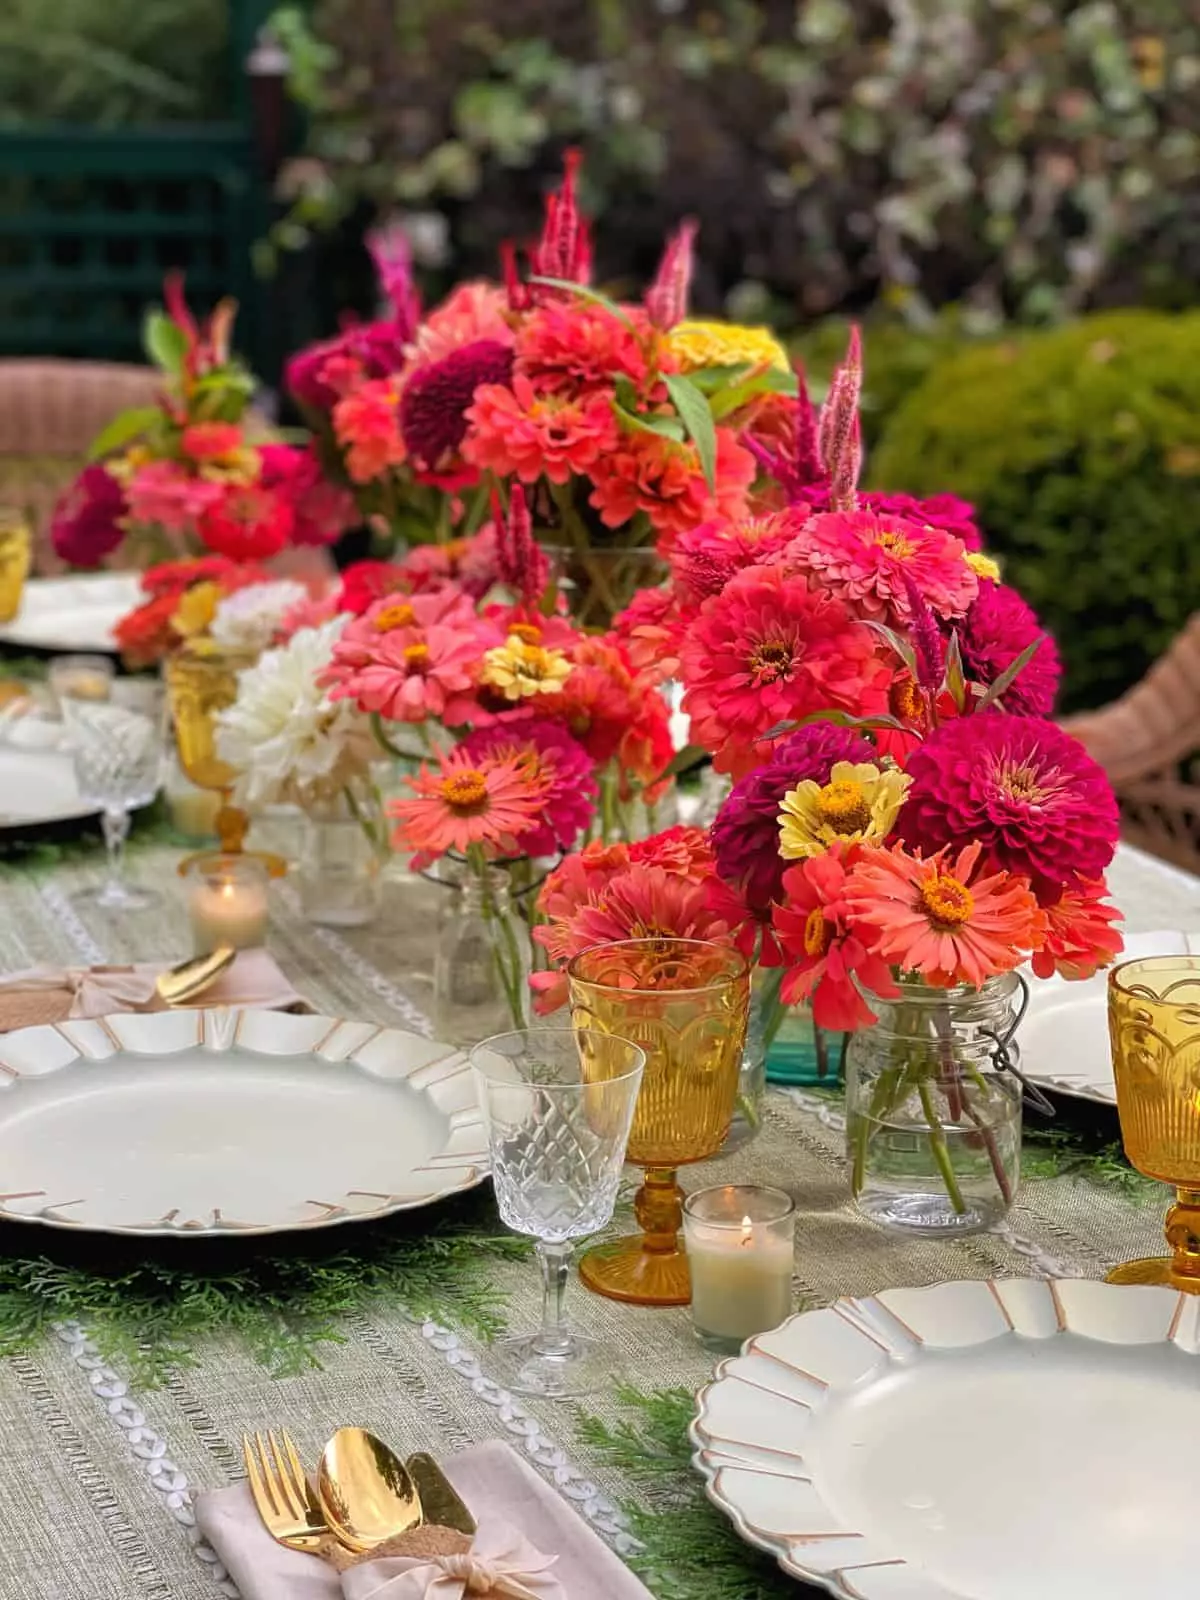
[0,964,159,1019]
[345,1518,563,1600]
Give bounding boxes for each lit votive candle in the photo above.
[50,654,114,705]
[185,854,270,953]
[683,1184,795,1353]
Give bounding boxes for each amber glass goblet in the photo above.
[0,506,31,623]
[165,642,285,876]
[1108,955,1200,1291]
[567,937,750,1306]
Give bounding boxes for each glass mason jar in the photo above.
[845,974,1023,1236]
[433,864,530,1046]
[297,802,383,928]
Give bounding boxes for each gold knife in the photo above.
[406,1453,476,1535]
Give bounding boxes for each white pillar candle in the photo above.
[684,1185,795,1351]
[185,856,270,953]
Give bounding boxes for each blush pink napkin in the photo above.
[0,948,309,1030]
[194,1440,653,1600]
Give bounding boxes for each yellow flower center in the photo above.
[816,779,872,835]
[998,762,1045,803]
[440,771,489,812]
[739,514,785,544]
[750,637,792,682]
[508,622,542,646]
[374,601,416,631]
[804,907,833,957]
[873,525,916,560]
[403,642,430,666]
[919,873,975,929]
[889,675,924,722]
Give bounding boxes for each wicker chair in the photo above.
[1065,614,1200,875]
[0,359,160,571]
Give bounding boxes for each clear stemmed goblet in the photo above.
[469,1027,646,1398]
[62,679,165,912]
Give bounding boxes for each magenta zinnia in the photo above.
[958,580,1062,716]
[456,716,596,856]
[51,463,128,567]
[711,724,875,914]
[896,711,1120,895]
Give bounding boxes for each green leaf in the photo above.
[944,629,967,711]
[664,372,717,492]
[86,406,160,462]
[763,709,908,740]
[611,398,686,442]
[681,363,754,394]
[142,308,189,375]
[975,635,1045,712]
[655,742,709,784]
[527,277,636,332]
[709,365,799,420]
[859,618,918,677]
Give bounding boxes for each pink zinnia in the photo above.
[287,322,407,412]
[258,443,356,547]
[680,564,889,777]
[51,464,128,567]
[400,339,515,472]
[124,460,221,534]
[408,281,514,366]
[668,509,804,605]
[333,379,406,484]
[959,580,1062,716]
[463,373,618,484]
[712,724,875,915]
[896,711,1121,896]
[786,508,978,624]
[611,586,690,683]
[389,749,547,866]
[322,594,498,725]
[457,717,597,856]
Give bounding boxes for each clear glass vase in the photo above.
[720,982,767,1154]
[433,864,530,1046]
[845,974,1023,1236]
[298,804,383,927]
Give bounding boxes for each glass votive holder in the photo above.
[184,853,270,954]
[49,654,115,706]
[683,1184,796,1354]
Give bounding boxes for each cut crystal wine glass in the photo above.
[470,1027,645,1398]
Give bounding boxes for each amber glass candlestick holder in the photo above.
[1108,954,1200,1291]
[165,642,286,877]
[567,937,750,1306]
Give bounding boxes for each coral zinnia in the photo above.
[389,749,547,865]
[399,339,515,472]
[786,508,977,624]
[322,600,496,726]
[588,427,755,546]
[333,379,406,484]
[1029,876,1124,980]
[669,510,802,605]
[896,711,1120,895]
[457,717,596,856]
[680,564,888,777]
[464,373,618,484]
[846,840,1046,989]
[712,724,876,914]
[51,463,128,567]
[516,303,675,401]
[958,580,1062,717]
[779,760,911,860]
[772,848,899,1032]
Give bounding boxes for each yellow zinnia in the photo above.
[778,761,911,860]
[171,580,221,640]
[481,635,573,702]
[965,551,1001,583]
[667,319,789,374]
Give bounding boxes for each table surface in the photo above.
[0,832,1195,1600]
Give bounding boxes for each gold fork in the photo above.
[242,1429,334,1555]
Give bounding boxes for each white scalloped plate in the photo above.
[1021,930,1200,1105]
[692,1279,1200,1599]
[0,1009,487,1236]
[0,573,141,653]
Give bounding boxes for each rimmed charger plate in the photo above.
[0,1008,487,1235]
[692,1278,1200,1600]
[1020,929,1200,1104]
[0,572,141,653]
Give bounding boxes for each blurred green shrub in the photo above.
[872,310,1200,712]
[0,0,228,123]
[270,0,1200,323]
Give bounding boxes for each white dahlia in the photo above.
[210,580,310,654]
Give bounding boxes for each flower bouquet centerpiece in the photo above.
[286,152,799,626]
[549,330,1124,1229]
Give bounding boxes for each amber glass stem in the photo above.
[216,794,248,854]
[1166,1189,1200,1281]
[635,1167,683,1253]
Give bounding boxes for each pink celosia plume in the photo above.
[645,218,699,329]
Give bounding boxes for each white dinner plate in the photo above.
[0,746,99,829]
[692,1278,1200,1600]
[1020,930,1200,1104]
[0,1009,487,1235]
[0,573,141,653]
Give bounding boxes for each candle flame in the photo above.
[220,883,236,901]
[740,1215,753,1246]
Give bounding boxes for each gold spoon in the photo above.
[155,946,236,1007]
[318,1427,423,1553]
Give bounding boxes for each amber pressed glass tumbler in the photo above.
[0,507,31,623]
[567,937,750,1306]
[1108,955,1200,1291]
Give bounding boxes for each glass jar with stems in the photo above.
[433,856,531,1045]
[845,973,1025,1235]
[297,782,388,928]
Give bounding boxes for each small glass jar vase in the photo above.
[433,863,529,1046]
[720,987,767,1155]
[297,803,383,928]
[845,974,1023,1236]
